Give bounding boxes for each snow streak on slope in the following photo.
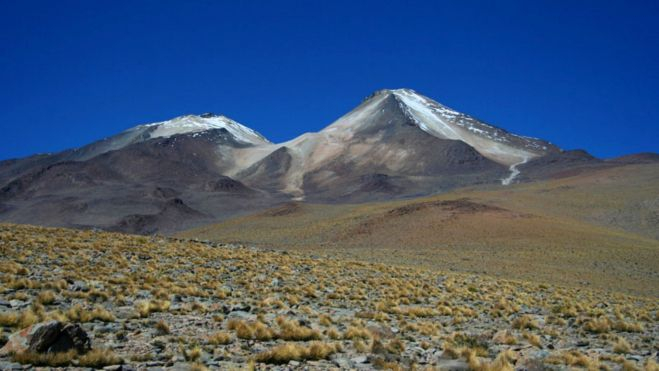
[139,114,271,145]
[501,157,528,185]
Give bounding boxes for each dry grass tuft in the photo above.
[276,317,321,341]
[66,304,115,323]
[183,346,202,362]
[255,342,341,364]
[613,337,632,354]
[135,300,171,318]
[154,320,170,335]
[36,290,56,305]
[522,331,542,348]
[78,348,123,368]
[511,315,539,330]
[12,350,76,367]
[584,317,611,334]
[343,326,372,340]
[208,332,232,345]
[0,310,39,328]
[227,319,275,341]
[467,349,516,371]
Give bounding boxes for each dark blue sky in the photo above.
[1,1,657,160]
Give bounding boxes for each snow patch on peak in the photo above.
[391,89,552,166]
[392,89,464,140]
[137,114,271,145]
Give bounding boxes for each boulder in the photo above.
[0,321,91,356]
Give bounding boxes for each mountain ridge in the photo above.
[0,88,652,234]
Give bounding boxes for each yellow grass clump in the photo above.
[255,342,341,364]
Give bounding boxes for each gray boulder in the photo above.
[0,320,91,356]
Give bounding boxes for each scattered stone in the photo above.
[435,359,470,371]
[8,300,29,310]
[333,357,352,368]
[70,281,89,292]
[576,340,590,347]
[230,304,251,313]
[0,361,23,370]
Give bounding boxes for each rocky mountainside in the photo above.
[0,89,641,234]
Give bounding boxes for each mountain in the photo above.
[0,114,284,234]
[228,89,561,200]
[0,89,643,234]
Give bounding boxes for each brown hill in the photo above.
[180,163,659,296]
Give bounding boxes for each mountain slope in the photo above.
[180,162,659,296]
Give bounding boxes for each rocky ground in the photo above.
[0,224,657,370]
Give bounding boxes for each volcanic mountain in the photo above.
[0,89,631,233]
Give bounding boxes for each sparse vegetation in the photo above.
[0,223,656,369]
[12,350,77,367]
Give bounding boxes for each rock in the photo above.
[351,355,368,364]
[0,300,11,308]
[70,281,89,292]
[170,362,192,371]
[227,311,253,320]
[0,361,23,370]
[576,340,590,347]
[9,300,30,309]
[230,304,251,313]
[0,320,91,356]
[435,359,470,371]
[333,357,352,368]
[104,365,135,371]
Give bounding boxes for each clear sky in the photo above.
[1,1,657,160]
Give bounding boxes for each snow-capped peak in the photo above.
[137,114,271,145]
[389,88,557,165]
